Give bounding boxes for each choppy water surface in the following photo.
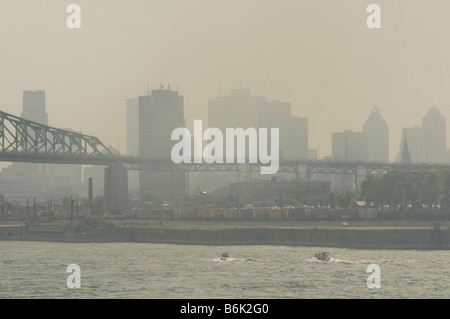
[1,241,449,298]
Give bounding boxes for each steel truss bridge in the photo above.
[181,160,450,192]
[1,109,450,193]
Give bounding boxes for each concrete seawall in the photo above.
[1,224,449,249]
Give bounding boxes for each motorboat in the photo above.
[314,252,330,261]
[220,253,229,261]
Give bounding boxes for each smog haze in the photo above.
[0,0,449,160]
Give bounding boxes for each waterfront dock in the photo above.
[0,220,448,249]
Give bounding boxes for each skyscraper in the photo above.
[362,106,389,162]
[422,107,447,163]
[139,88,184,159]
[18,91,49,176]
[0,91,82,203]
[257,99,308,160]
[279,116,308,160]
[332,130,366,161]
[138,86,185,208]
[22,90,48,125]
[208,89,308,161]
[209,89,264,131]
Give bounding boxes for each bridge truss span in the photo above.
[0,110,114,164]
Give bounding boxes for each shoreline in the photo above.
[0,221,448,249]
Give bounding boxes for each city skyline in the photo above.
[4,1,450,303]
[1,87,449,165]
[2,1,450,163]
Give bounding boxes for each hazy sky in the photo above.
[1,0,449,161]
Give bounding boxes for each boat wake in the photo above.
[307,257,372,264]
[213,257,236,262]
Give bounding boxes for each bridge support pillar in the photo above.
[104,166,129,214]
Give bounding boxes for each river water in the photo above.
[1,241,449,299]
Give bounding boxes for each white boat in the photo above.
[220,253,229,261]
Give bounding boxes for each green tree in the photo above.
[335,190,355,208]
[419,171,444,209]
[361,175,383,208]
[440,170,450,210]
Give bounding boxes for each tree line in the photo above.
[360,169,450,212]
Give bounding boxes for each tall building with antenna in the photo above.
[137,84,185,212]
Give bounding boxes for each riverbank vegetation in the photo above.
[361,169,450,212]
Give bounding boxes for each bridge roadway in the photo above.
[2,147,450,179]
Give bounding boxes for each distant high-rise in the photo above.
[362,106,389,162]
[396,126,424,163]
[22,90,48,125]
[308,149,318,160]
[257,99,308,160]
[256,99,291,128]
[279,117,308,160]
[209,89,308,160]
[138,87,185,207]
[209,89,264,130]
[18,91,49,177]
[139,88,184,159]
[332,130,366,161]
[0,90,83,203]
[422,107,447,163]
